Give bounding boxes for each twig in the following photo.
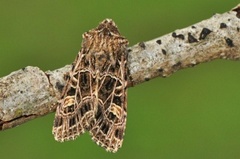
[0,4,240,131]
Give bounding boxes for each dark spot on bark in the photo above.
[172,62,181,69]
[127,48,132,52]
[156,39,162,45]
[172,32,177,37]
[188,63,196,67]
[162,49,167,55]
[158,68,163,72]
[188,33,198,43]
[177,34,184,40]
[228,18,231,21]
[21,67,26,71]
[145,78,150,81]
[191,26,196,29]
[225,38,234,47]
[172,32,184,40]
[128,73,133,81]
[179,44,182,47]
[199,28,212,40]
[20,90,23,94]
[232,6,240,18]
[56,81,64,92]
[237,27,240,32]
[138,42,146,49]
[220,23,227,29]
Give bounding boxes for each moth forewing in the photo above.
[53,19,129,153]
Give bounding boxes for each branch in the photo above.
[1,4,240,131]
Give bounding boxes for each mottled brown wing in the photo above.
[52,50,96,141]
[89,46,128,153]
[52,19,129,153]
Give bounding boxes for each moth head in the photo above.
[96,19,120,36]
[81,19,128,52]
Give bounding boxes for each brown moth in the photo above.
[52,19,129,153]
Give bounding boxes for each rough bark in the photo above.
[0,4,240,131]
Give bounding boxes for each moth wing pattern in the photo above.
[52,19,129,153]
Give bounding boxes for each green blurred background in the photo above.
[1,1,240,159]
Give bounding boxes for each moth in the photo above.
[52,19,129,153]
